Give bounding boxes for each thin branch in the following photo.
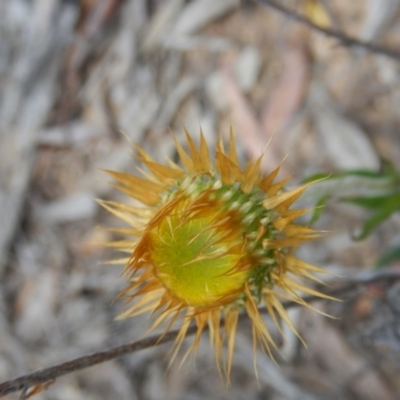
[1,270,400,398]
[256,0,400,61]
[283,269,400,307]
[0,327,198,398]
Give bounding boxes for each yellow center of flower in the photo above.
[148,199,250,307]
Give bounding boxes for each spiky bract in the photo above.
[101,130,330,376]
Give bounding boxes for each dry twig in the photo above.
[256,0,400,60]
[1,270,400,398]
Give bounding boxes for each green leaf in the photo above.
[302,165,400,240]
[302,172,332,184]
[303,161,399,185]
[337,160,400,180]
[338,169,388,179]
[376,244,400,268]
[344,194,398,210]
[309,196,327,225]
[354,193,400,240]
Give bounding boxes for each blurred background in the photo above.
[1,0,400,399]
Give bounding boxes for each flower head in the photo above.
[101,130,330,375]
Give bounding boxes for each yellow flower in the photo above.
[101,130,331,376]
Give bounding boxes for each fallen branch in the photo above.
[1,270,400,398]
[256,0,400,61]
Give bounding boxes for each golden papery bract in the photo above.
[102,130,331,378]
